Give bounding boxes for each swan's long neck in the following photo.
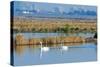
[40,42,42,48]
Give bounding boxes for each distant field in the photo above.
[12,17,97,33]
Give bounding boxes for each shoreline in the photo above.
[14,34,97,46]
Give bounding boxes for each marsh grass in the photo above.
[13,17,97,33]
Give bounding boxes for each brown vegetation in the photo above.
[12,17,97,33]
[15,34,28,45]
[15,34,87,45]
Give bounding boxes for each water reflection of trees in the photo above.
[14,44,40,55]
[14,45,26,56]
[14,43,82,55]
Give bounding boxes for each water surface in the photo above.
[13,42,97,66]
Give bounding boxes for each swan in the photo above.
[40,42,49,59]
[40,42,50,52]
[61,46,68,51]
[61,41,68,51]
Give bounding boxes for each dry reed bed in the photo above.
[13,18,97,32]
[15,34,96,45]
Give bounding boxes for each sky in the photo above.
[12,1,97,12]
[11,1,97,20]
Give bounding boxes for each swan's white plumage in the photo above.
[61,46,68,51]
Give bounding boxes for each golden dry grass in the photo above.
[13,17,97,32]
[15,34,86,45]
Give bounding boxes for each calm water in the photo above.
[13,42,97,66]
[13,32,95,39]
[13,33,97,66]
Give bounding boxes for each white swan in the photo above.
[40,42,49,59]
[61,41,68,51]
[61,46,68,51]
[40,42,50,52]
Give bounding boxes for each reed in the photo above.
[13,18,97,33]
[15,34,88,45]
